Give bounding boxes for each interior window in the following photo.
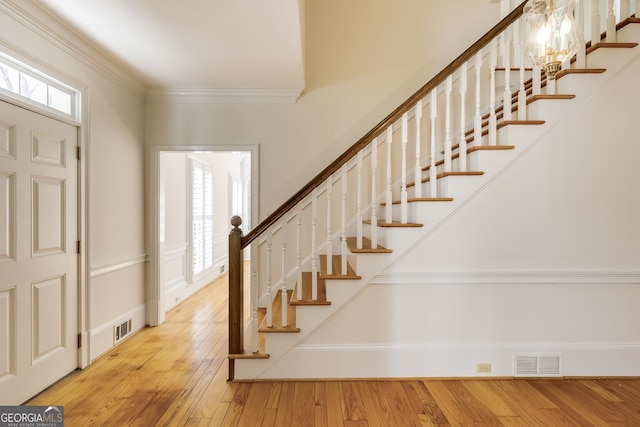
[190,158,213,278]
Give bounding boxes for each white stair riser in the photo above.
[585,43,639,72]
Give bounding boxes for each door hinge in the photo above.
[76,146,81,160]
[77,333,82,349]
[76,240,81,254]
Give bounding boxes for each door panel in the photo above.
[0,101,78,404]
[0,172,14,262]
[0,287,15,382]
[32,176,66,255]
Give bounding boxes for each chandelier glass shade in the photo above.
[523,0,583,79]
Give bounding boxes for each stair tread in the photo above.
[228,350,270,360]
[464,119,545,138]
[417,171,484,186]
[319,255,361,279]
[527,94,576,104]
[346,236,392,253]
[586,42,638,55]
[258,290,300,332]
[363,220,423,228]
[381,197,454,205]
[291,272,331,305]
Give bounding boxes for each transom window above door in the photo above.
[0,52,80,122]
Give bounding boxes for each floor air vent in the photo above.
[514,353,563,377]
[114,319,132,344]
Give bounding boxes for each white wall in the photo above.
[279,49,640,378]
[146,0,502,221]
[0,1,147,361]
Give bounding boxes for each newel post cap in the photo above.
[230,215,242,231]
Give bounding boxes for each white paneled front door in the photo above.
[0,101,78,404]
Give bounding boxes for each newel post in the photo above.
[228,215,244,381]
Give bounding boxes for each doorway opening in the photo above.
[150,145,257,325]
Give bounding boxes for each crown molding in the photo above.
[1,0,147,99]
[146,87,303,105]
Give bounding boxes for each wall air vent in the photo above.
[114,319,133,345]
[514,353,563,377]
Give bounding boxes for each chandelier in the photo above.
[523,0,583,80]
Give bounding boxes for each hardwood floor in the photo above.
[28,270,640,426]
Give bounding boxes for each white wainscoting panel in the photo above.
[164,243,188,311]
[89,255,147,360]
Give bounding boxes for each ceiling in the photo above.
[38,0,305,92]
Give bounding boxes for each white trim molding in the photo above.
[90,254,148,278]
[0,0,146,98]
[240,342,640,380]
[370,271,640,285]
[146,87,302,105]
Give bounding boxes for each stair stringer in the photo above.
[233,31,640,380]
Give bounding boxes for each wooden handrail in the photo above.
[241,0,528,249]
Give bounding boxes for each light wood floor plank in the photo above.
[325,381,345,427]
[340,382,367,422]
[235,382,271,426]
[273,382,296,426]
[352,381,383,427]
[423,380,480,426]
[461,380,518,417]
[291,382,316,426]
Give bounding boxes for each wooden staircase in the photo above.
[229,8,640,379]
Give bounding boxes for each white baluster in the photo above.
[620,0,631,21]
[458,64,467,172]
[532,65,542,96]
[429,89,438,198]
[370,138,378,248]
[513,9,522,69]
[400,112,408,223]
[356,150,363,249]
[296,208,302,301]
[518,16,527,120]
[474,50,483,146]
[489,38,498,146]
[592,0,602,46]
[503,25,512,121]
[340,164,347,275]
[385,126,393,223]
[576,0,587,68]
[251,265,258,352]
[266,232,273,327]
[444,76,453,171]
[414,101,423,198]
[281,220,288,327]
[311,189,318,300]
[326,175,333,275]
[606,0,617,42]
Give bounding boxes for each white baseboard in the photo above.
[89,303,146,362]
[237,342,640,379]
